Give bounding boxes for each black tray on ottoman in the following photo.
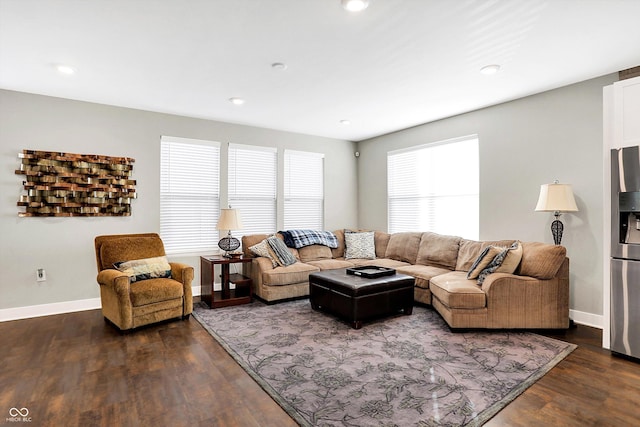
[309,269,414,329]
[346,265,396,278]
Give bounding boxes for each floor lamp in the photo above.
[535,181,578,245]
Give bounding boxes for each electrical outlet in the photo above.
[36,268,46,282]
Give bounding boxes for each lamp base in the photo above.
[218,235,240,256]
[551,218,564,245]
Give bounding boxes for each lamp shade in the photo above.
[535,183,578,212]
[216,208,243,230]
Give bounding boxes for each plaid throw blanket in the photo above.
[279,229,338,249]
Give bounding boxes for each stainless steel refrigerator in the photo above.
[611,146,640,359]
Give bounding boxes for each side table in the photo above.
[200,256,253,308]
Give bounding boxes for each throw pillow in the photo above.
[114,255,172,282]
[495,241,523,274]
[249,239,278,267]
[467,246,502,279]
[344,231,376,260]
[477,247,510,284]
[266,236,297,266]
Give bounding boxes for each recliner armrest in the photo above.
[97,269,131,296]
[169,262,194,286]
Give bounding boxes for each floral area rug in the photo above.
[193,299,576,426]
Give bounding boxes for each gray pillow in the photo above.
[266,236,297,266]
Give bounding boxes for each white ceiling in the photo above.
[1,0,639,142]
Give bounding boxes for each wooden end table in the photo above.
[200,255,253,308]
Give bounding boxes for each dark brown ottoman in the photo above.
[309,269,414,329]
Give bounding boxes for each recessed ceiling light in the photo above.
[480,64,501,75]
[229,97,245,105]
[340,120,351,125]
[341,0,369,12]
[271,62,287,70]
[55,64,76,75]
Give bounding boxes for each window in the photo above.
[284,150,324,230]
[387,136,479,239]
[228,143,277,239]
[160,136,220,254]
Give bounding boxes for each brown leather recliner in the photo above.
[94,233,194,330]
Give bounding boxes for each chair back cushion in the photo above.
[95,233,166,271]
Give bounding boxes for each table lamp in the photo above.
[216,208,243,257]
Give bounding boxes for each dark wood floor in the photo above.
[1,307,639,427]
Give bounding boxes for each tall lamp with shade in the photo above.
[216,207,243,257]
[535,180,579,245]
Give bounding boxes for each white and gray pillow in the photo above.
[344,231,376,260]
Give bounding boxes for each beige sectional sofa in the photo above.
[241,230,569,329]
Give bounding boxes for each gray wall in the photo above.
[357,74,619,319]
[0,90,358,310]
[0,73,617,320]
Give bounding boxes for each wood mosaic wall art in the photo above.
[15,149,137,217]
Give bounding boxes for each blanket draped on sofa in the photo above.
[279,229,338,249]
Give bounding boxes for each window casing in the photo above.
[228,143,277,239]
[284,150,324,230]
[160,136,220,254]
[387,136,479,239]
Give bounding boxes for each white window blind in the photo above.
[284,150,325,230]
[160,136,220,254]
[387,136,479,239]
[228,143,277,239]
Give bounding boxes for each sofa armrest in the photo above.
[242,257,274,290]
[480,260,570,329]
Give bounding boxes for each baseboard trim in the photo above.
[0,298,102,322]
[1,286,202,322]
[570,309,603,329]
[1,292,602,327]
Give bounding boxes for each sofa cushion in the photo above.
[298,244,333,263]
[306,259,354,270]
[455,239,484,271]
[384,232,423,264]
[262,263,320,286]
[396,265,451,289]
[129,277,184,306]
[331,229,346,258]
[374,231,391,258]
[519,242,566,279]
[345,231,376,259]
[429,272,486,309]
[415,232,461,269]
[347,258,411,269]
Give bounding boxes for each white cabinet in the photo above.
[613,77,640,148]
